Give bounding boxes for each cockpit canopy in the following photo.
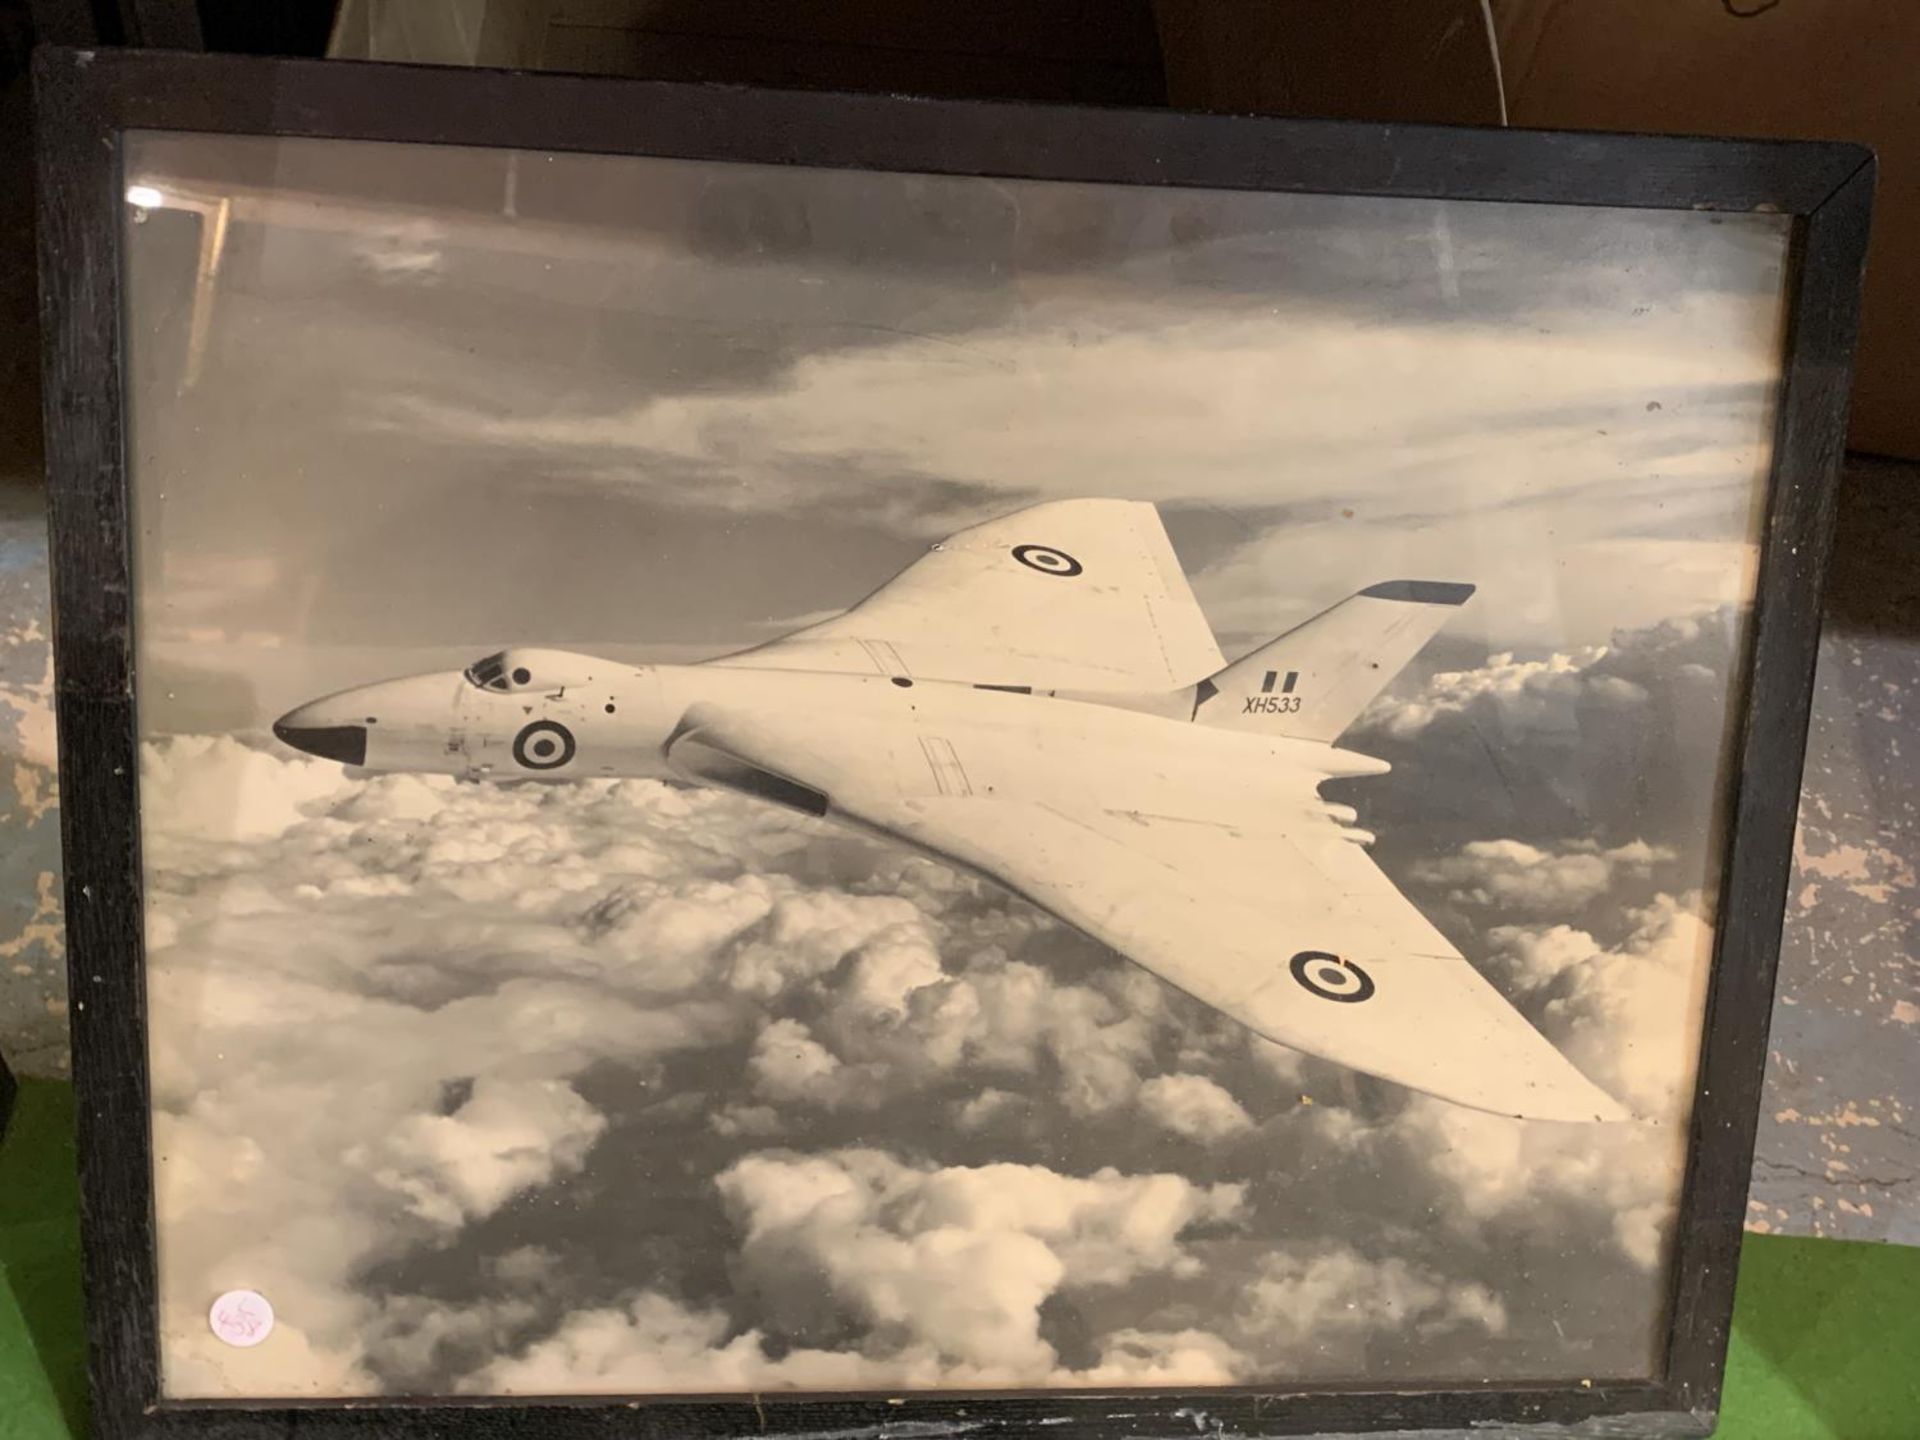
[462,647,607,694]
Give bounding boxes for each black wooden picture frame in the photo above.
[35,44,1872,1440]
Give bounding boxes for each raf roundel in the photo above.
[1289,950,1376,1004]
[1011,544,1084,578]
[513,719,576,771]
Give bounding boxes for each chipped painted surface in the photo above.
[1752,460,1920,1243]
[0,458,1915,1246]
[0,481,66,1076]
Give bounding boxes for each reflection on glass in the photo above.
[123,130,1787,1403]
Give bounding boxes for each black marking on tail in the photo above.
[1191,676,1219,720]
[1359,580,1476,605]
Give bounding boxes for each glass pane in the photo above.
[122,129,1789,1401]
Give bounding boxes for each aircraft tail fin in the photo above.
[1192,580,1474,742]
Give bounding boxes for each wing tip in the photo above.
[1360,579,1477,606]
[1503,1082,1637,1126]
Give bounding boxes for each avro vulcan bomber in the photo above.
[277,499,1629,1125]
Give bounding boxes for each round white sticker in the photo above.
[208,1290,275,1348]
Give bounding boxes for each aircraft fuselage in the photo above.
[273,646,1389,827]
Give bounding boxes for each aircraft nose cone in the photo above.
[272,715,367,765]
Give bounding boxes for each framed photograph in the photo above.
[36,46,1871,1440]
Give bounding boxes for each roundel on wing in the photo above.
[1289,950,1376,1004]
[1011,544,1083,578]
[513,719,576,771]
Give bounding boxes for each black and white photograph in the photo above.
[122,130,1791,1400]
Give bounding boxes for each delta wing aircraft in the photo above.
[276,499,1628,1124]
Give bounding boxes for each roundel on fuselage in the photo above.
[513,719,576,771]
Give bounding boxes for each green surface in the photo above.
[0,1078,1913,1437]
[1720,1227,1920,1439]
[0,1078,85,1440]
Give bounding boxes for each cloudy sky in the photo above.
[122,132,1789,1399]
[124,132,1786,729]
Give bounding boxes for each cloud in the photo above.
[148,957,734,1396]
[377,274,1777,653]
[140,741,791,1395]
[1072,1328,1246,1386]
[1364,609,1741,739]
[1345,609,1747,873]
[139,735,1241,1394]
[385,289,1777,522]
[1410,839,1676,913]
[1535,893,1718,1125]
[470,1147,1253,1393]
[954,1087,1023,1130]
[471,1293,1249,1394]
[1138,1073,1255,1142]
[749,1018,846,1103]
[129,161,1787,718]
[1484,921,1601,990]
[361,1077,609,1229]
[468,1289,937,1395]
[1362,645,1615,741]
[140,733,356,840]
[1373,891,1715,1272]
[1396,1096,1689,1275]
[737,935,1161,1120]
[726,893,929,1001]
[1236,1246,1507,1356]
[139,680,1722,1397]
[715,1149,1243,1377]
